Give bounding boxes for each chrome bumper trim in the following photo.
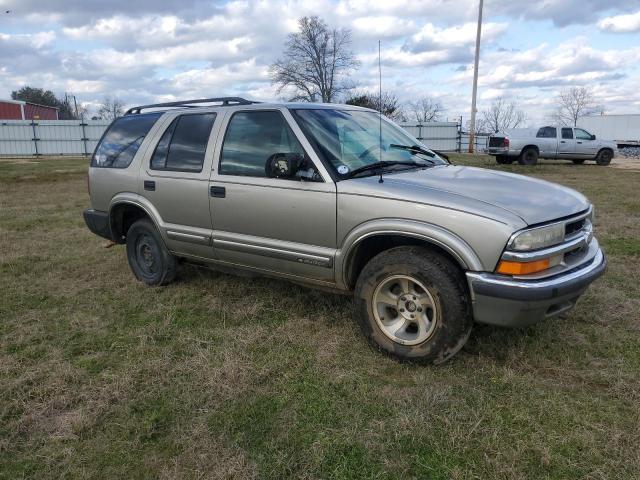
[467,248,606,302]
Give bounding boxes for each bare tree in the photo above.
[478,97,527,133]
[407,97,443,123]
[270,16,360,102]
[97,95,125,121]
[345,91,405,122]
[553,87,596,127]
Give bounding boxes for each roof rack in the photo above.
[124,97,258,115]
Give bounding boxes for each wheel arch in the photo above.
[108,194,165,244]
[337,220,483,290]
[596,147,614,157]
[520,144,539,155]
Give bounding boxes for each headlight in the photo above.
[508,223,564,251]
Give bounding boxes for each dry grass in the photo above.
[1,154,639,479]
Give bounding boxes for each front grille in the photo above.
[489,137,505,147]
[565,218,585,237]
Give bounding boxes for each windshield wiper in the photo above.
[389,143,436,159]
[346,160,428,179]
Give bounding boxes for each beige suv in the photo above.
[84,97,605,364]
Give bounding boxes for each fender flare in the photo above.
[108,192,168,245]
[335,219,484,289]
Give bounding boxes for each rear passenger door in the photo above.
[535,126,558,158]
[208,108,337,283]
[558,127,575,157]
[140,111,219,257]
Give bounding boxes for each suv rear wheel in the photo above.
[354,246,472,364]
[126,219,177,286]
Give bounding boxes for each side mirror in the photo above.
[265,153,303,179]
[591,134,596,140]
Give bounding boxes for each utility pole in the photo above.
[468,0,483,153]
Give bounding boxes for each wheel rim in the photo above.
[135,233,159,277]
[600,151,611,163]
[524,151,536,163]
[371,275,438,346]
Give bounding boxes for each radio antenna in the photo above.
[378,39,384,183]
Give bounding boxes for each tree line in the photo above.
[9,16,601,129]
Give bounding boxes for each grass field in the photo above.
[1,154,639,479]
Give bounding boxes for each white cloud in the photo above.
[598,11,640,33]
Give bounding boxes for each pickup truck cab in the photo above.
[487,125,617,166]
[84,98,606,364]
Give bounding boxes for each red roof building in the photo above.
[0,99,59,120]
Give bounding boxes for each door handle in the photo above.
[144,180,155,191]
[210,186,226,198]
[560,140,566,143]
[577,141,582,144]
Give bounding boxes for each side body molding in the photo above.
[335,219,484,290]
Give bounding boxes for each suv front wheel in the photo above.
[126,218,177,286]
[355,246,472,364]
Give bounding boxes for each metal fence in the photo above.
[398,122,490,152]
[0,120,110,156]
[0,118,490,157]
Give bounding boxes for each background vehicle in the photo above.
[84,98,605,364]
[487,125,617,165]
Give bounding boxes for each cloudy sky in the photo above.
[1,0,639,124]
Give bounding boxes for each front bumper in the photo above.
[466,248,606,327]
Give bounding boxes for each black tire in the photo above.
[354,246,472,364]
[518,148,538,165]
[572,159,586,164]
[126,218,177,286]
[595,149,613,166]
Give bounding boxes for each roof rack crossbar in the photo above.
[125,97,257,115]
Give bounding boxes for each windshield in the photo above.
[291,108,447,178]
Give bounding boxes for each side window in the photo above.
[150,113,216,172]
[92,113,161,168]
[561,128,573,139]
[536,126,557,138]
[219,111,320,181]
[575,128,592,140]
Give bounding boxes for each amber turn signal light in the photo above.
[496,258,550,275]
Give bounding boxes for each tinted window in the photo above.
[561,128,573,139]
[536,126,557,138]
[219,111,306,178]
[575,128,592,140]
[151,113,216,172]
[92,113,161,168]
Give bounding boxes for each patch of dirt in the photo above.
[610,158,640,171]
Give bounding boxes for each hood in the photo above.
[340,165,589,226]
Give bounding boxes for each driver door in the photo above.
[208,108,337,282]
[574,128,598,158]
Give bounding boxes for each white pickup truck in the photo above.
[487,125,617,166]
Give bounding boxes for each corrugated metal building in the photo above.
[0,99,59,120]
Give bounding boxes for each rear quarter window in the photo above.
[92,113,162,168]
